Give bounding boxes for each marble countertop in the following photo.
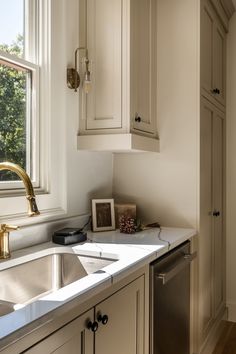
[0,226,196,347]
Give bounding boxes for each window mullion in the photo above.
[26,71,32,178]
[24,0,38,63]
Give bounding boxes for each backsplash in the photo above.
[9,214,90,252]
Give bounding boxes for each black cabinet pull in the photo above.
[135,115,141,123]
[213,210,220,217]
[97,314,109,325]
[212,88,220,94]
[87,321,99,332]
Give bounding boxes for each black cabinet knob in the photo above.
[87,321,99,332]
[97,314,109,325]
[135,115,141,123]
[213,210,220,217]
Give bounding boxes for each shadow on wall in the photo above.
[113,194,195,228]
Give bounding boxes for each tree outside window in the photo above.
[0,36,27,181]
[0,0,39,187]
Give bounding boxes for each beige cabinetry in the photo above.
[24,276,145,354]
[78,0,159,152]
[130,0,157,136]
[80,0,123,132]
[201,0,226,107]
[198,0,227,350]
[139,0,233,352]
[199,97,225,345]
[24,310,94,354]
[96,275,145,354]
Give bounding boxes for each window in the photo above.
[0,0,39,187]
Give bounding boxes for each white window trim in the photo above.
[0,0,51,196]
[0,0,68,224]
[25,0,39,63]
[37,0,51,195]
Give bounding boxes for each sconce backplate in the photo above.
[67,68,80,90]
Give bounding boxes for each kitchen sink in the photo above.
[0,252,116,316]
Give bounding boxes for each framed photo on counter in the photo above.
[91,199,116,232]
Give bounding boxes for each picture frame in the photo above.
[91,199,116,232]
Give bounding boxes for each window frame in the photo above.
[0,0,67,224]
[0,0,40,192]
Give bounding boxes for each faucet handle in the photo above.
[0,224,19,233]
[0,224,19,259]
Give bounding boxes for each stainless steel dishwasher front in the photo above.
[150,241,196,354]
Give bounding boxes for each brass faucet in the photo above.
[0,162,40,259]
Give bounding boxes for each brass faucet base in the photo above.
[0,253,10,260]
[0,229,12,260]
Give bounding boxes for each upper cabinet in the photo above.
[78,0,159,152]
[201,0,226,108]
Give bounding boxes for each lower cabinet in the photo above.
[95,275,144,354]
[25,275,145,354]
[24,310,94,354]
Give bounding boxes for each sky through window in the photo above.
[0,0,23,46]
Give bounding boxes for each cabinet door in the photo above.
[200,99,214,342]
[130,0,157,135]
[130,0,157,136]
[79,0,124,131]
[25,310,94,354]
[201,0,226,107]
[212,109,225,317]
[200,97,225,343]
[95,276,145,354]
[201,0,214,100]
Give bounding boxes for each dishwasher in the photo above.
[150,241,196,354]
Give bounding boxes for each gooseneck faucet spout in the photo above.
[0,162,40,259]
[0,162,40,216]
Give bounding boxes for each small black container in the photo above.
[52,228,87,245]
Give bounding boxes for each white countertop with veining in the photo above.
[0,227,196,348]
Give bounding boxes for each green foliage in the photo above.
[0,35,27,181]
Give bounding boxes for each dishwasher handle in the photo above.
[155,251,197,285]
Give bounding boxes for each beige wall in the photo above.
[113,0,199,228]
[52,0,113,218]
[226,11,236,321]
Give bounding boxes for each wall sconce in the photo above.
[67,47,91,93]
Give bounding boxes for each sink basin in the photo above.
[0,252,116,316]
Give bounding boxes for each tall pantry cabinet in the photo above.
[156,0,234,353]
[199,1,231,351]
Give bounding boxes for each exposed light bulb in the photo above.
[83,69,91,94]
